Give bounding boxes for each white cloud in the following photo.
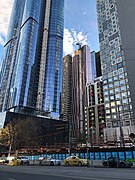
[63,28,89,56]
[72,31,88,46]
[63,28,74,55]
[0,36,5,46]
[0,0,14,45]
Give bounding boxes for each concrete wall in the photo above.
[116,0,135,124]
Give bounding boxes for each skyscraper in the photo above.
[72,45,88,136]
[61,54,72,123]
[95,51,102,78]
[90,51,97,81]
[61,54,72,142]
[85,77,105,145]
[96,0,135,142]
[0,0,26,112]
[0,0,64,119]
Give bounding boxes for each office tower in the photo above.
[90,51,102,79]
[0,0,26,112]
[61,54,72,122]
[83,46,93,83]
[72,45,91,137]
[90,51,97,82]
[61,55,72,141]
[85,77,105,145]
[0,0,64,119]
[36,0,64,118]
[95,51,102,78]
[96,0,135,142]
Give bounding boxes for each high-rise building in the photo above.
[72,45,93,137]
[90,51,102,79]
[85,77,105,145]
[90,51,97,82]
[0,0,64,119]
[83,46,94,83]
[61,54,72,122]
[96,0,135,142]
[0,0,26,112]
[95,51,102,78]
[61,54,72,141]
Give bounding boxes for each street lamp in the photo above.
[117,104,123,147]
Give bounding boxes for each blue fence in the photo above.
[27,150,135,161]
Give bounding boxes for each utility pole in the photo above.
[117,104,123,147]
[68,123,71,156]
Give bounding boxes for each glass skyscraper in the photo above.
[0,0,64,119]
[96,0,135,142]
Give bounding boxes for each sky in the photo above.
[0,0,99,63]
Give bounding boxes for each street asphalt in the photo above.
[0,165,135,180]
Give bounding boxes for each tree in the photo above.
[129,133,135,147]
[0,118,43,155]
[0,122,16,156]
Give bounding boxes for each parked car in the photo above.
[102,157,133,168]
[0,157,9,164]
[64,156,90,166]
[7,156,16,163]
[39,156,61,166]
[17,156,29,165]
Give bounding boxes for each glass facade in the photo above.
[11,0,41,108]
[0,0,64,119]
[96,0,133,128]
[44,0,64,116]
[90,51,97,81]
[0,0,26,111]
[37,0,64,118]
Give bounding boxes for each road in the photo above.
[0,165,135,180]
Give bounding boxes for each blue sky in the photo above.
[64,0,99,55]
[0,0,99,63]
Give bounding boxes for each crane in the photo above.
[75,32,88,49]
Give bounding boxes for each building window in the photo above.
[114,76,118,81]
[108,72,112,78]
[106,109,110,114]
[103,85,108,90]
[125,121,130,126]
[114,81,119,87]
[103,80,107,84]
[120,79,125,86]
[111,108,116,113]
[104,91,108,96]
[112,115,116,119]
[109,89,114,95]
[105,103,110,108]
[113,70,118,76]
[123,99,128,104]
[122,92,127,98]
[121,86,126,92]
[111,102,115,107]
[112,60,116,65]
[109,83,113,88]
[108,78,113,83]
[106,115,111,119]
[107,123,112,128]
[115,88,119,93]
[105,97,109,101]
[116,93,120,100]
[119,73,124,79]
